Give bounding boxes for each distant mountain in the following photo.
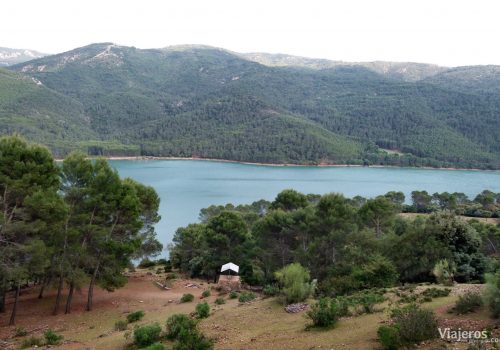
[4,43,500,168]
[241,52,447,82]
[423,65,500,94]
[0,47,46,66]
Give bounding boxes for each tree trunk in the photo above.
[53,273,64,315]
[9,283,20,325]
[86,261,100,311]
[38,275,48,299]
[0,289,6,313]
[65,282,74,314]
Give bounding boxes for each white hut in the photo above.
[218,262,240,290]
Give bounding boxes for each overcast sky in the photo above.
[1,0,499,66]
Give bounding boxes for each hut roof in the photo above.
[220,262,239,273]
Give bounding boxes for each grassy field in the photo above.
[0,270,497,350]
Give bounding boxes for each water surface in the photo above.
[110,160,500,250]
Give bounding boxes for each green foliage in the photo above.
[214,297,226,305]
[180,293,194,303]
[229,291,238,299]
[307,297,342,328]
[166,314,197,340]
[173,329,214,350]
[390,304,438,345]
[263,284,280,296]
[201,290,211,298]
[453,291,483,314]
[275,263,314,304]
[20,336,44,349]
[484,271,500,317]
[144,343,166,350]
[432,259,455,286]
[138,258,157,269]
[421,287,451,299]
[195,302,210,318]
[126,310,145,323]
[347,290,385,314]
[133,323,162,348]
[44,329,63,345]
[238,292,256,303]
[114,320,128,331]
[377,325,401,350]
[14,327,28,337]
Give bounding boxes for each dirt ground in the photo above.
[1,271,499,350]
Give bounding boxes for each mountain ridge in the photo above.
[2,43,500,169]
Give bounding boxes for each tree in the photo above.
[275,263,314,304]
[270,189,308,211]
[411,191,433,213]
[359,197,396,237]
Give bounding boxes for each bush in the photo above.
[214,297,226,305]
[263,284,280,296]
[138,258,157,269]
[484,272,500,317]
[391,304,438,345]
[307,297,341,328]
[15,326,28,337]
[238,291,256,303]
[173,329,213,350]
[127,310,145,323]
[202,290,211,298]
[352,255,399,289]
[145,343,166,350]
[180,293,194,303]
[348,290,385,314]
[133,323,162,347]
[196,302,210,318]
[20,336,44,349]
[166,314,197,340]
[433,259,455,286]
[157,258,168,265]
[378,325,401,350]
[229,291,238,299]
[454,291,483,314]
[421,287,451,298]
[166,272,178,280]
[275,263,314,304]
[115,320,128,331]
[44,329,63,345]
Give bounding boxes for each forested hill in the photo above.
[3,43,500,168]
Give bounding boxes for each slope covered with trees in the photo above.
[2,43,499,168]
[0,136,162,325]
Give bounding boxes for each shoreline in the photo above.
[60,155,500,172]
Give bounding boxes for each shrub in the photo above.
[391,304,438,345]
[349,290,385,314]
[307,297,341,328]
[196,302,210,318]
[484,272,500,317]
[238,291,256,303]
[378,325,401,350]
[127,310,145,323]
[44,329,63,345]
[229,291,238,299]
[20,336,44,349]
[166,272,178,280]
[14,326,28,337]
[454,291,483,314]
[133,323,162,347]
[157,258,168,265]
[138,258,157,269]
[173,329,213,350]
[180,293,194,303]
[352,254,399,289]
[432,259,455,286]
[166,314,197,340]
[275,263,314,304]
[202,290,211,298]
[421,287,451,298]
[263,284,280,296]
[145,343,166,350]
[214,297,226,305]
[114,320,128,331]
[156,268,164,274]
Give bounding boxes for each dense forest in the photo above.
[170,188,500,293]
[0,136,162,325]
[0,43,498,168]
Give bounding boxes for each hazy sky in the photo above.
[1,0,499,66]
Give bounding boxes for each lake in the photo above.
[110,160,500,253]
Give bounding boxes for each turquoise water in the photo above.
[109,160,500,249]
